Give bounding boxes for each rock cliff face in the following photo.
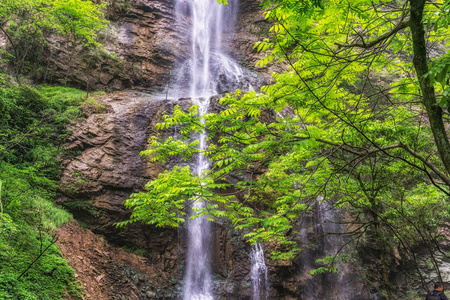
[391,226,450,297]
[47,0,183,91]
[58,91,176,248]
[57,92,181,298]
[46,0,270,92]
[55,1,273,298]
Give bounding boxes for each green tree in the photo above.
[0,0,107,82]
[121,0,450,297]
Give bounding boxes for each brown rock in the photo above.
[99,73,114,85]
[57,220,175,300]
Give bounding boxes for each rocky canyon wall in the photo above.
[57,91,262,299]
[56,1,270,298]
[45,0,270,92]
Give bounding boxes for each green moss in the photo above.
[81,97,108,114]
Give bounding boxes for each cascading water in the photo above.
[182,94,213,300]
[182,94,213,299]
[298,200,365,299]
[171,0,251,101]
[172,0,245,299]
[250,244,269,300]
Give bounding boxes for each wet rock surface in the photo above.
[391,225,450,298]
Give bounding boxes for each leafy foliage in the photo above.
[0,85,90,299]
[0,0,107,81]
[0,85,86,166]
[124,0,450,296]
[49,0,107,46]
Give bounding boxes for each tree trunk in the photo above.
[409,0,450,175]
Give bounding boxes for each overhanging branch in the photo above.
[315,138,450,187]
[399,142,450,186]
[335,19,410,49]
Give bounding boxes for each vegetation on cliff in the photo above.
[0,85,93,298]
[0,0,108,298]
[122,0,450,297]
[0,0,107,83]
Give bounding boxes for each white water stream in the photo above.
[172,0,267,298]
[250,244,269,300]
[183,94,213,299]
[173,0,239,299]
[172,0,248,100]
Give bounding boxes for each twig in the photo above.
[17,234,59,280]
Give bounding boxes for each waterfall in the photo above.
[183,95,213,300]
[172,0,249,101]
[298,200,362,299]
[250,244,269,300]
[173,0,243,299]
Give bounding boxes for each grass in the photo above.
[0,84,98,299]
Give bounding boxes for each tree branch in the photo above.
[335,19,410,49]
[399,142,450,186]
[17,234,59,280]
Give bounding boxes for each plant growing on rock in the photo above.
[0,0,107,82]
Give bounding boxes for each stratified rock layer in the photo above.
[59,91,174,246]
